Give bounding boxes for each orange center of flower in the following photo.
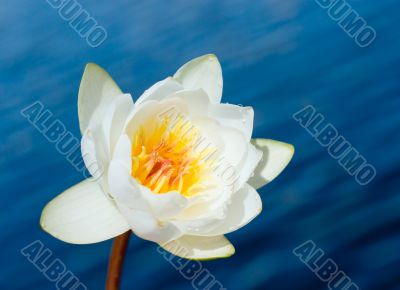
[131,116,215,196]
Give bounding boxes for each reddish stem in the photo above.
[105,231,131,290]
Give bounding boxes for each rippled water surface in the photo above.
[1,0,399,289]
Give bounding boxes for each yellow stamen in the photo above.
[131,116,215,196]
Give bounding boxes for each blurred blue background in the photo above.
[1,0,399,289]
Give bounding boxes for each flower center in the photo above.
[131,115,215,196]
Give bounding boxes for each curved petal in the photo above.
[161,235,235,260]
[104,94,134,153]
[78,63,123,133]
[140,186,189,220]
[40,179,129,244]
[181,184,262,237]
[209,184,262,235]
[173,54,223,104]
[81,94,133,184]
[236,143,263,189]
[247,139,294,189]
[209,104,254,141]
[136,77,183,105]
[167,89,253,140]
[118,205,182,245]
[108,158,183,245]
[81,127,106,181]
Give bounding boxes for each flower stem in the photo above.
[106,231,131,290]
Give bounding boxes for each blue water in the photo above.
[1,0,399,289]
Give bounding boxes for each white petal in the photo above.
[118,205,182,245]
[140,186,189,220]
[112,134,132,170]
[248,139,294,189]
[182,184,262,237]
[104,94,134,153]
[81,128,106,181]
[165,89,210,117]
[81,94,133,184]
[108,159,147,211]
[161,235,235,260]
[173,54,223,104]
[209,104,254,141]
[236,143,263,189]
[135,77,183,105]
[219,127,248,168]
[108,158,183,245]
[40,179,129,244]
[168,88,253,141]
[78,63,123,133]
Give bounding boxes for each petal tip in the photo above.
[194,243,236,261]
[248,139,295,189]
[204,53,218,61]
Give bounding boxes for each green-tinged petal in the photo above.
[248,139,294,189]
[161,235,235,261]
[40,179,129,244]
[173,54,223,104]
[78,63,123,133]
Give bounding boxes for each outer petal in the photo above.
[161,235,235,260]
[78,63,123,133]
[248,139,294,189]
[40,179,129,244]
[173,54,223,104]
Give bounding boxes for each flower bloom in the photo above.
[40,55,294,260]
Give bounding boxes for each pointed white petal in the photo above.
[40,179,129,244]
[136,77,183,105]
[161,235,235,260]
[174,54,223,104]
[248,139,294,189]
[78,63,123,133]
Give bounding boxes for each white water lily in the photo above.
[40,54,294,260]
